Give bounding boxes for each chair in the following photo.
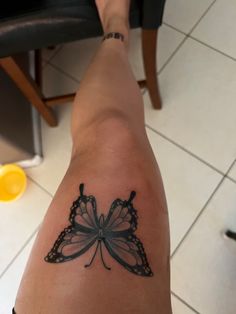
[0,0,166,127]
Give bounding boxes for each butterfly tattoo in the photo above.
[44,183,153,277]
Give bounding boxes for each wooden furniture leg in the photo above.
[141,29,162,109]
[0,56,57,126]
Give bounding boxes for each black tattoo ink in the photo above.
[45,183,153,277]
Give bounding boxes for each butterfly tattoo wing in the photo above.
[44,226,97,263]
[45,184,99,263]
[103,193,153,277]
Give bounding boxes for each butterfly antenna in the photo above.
[100,243,111,270]
[128,191,136,204]
[79,183,84,196]
[84,241,99,268]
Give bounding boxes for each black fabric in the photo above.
[142,0,166,29]
[1,1,101,22]
[0,0,166,58]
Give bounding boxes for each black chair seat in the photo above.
[0,0,142,58]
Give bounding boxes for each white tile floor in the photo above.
[228,161,236,183]
[1,0,236,313]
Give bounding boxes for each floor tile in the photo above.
[171,178,236,314]
[146,128,222,253]
[144,38,236,173]
[49,36,102,81]
[164,0,214,34]
[0,235,36,314]
[157,25,186,71]
[0,180,51,275]
[228,160,236,182]
[129,26,185,80]
[192,0,236,59]
[49,27,185,82]
[41,45,62,63]
[26,104,72,195]
[171,295,196,314]
[42,63,79,98]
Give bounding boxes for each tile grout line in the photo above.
[163,0,217,38]
[225,158,236,176]
[157,0,217,75]
[225,159,236,183]
[171,176,224,259]
[227,176,236,184]
[47,45,64,63]
[145,125,225,176]
[188,0,218,36]
[189,36,236,62]
[163,22,187,36]
[161,26,236,65]
[46,60,81,84]
[42,45,64,69]
[158,36,188,75]
[156,25,236,81]
[171,291,201,314]
[0,226,40,279]
[144,22,236,107]
[171,158,236,259]
[26,175,54,198]
[162,0,236,69]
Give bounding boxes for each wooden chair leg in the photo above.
[142,29,162,109]
[0,56,57,126]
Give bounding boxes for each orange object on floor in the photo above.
[0,164,27,202]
